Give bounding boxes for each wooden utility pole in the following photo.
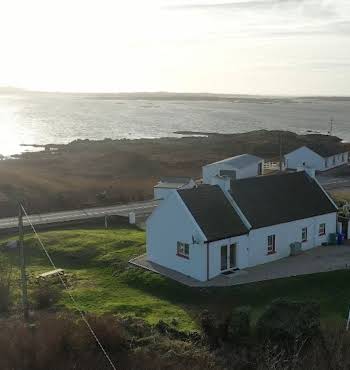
[329,118,334,136]
[279,132,283,172]
[18,204,29,321]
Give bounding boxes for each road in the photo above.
[0,174,348,230]
[317,176,350,190]
[0,200,159,230]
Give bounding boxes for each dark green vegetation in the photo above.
[1,227,350,331]
[3,227,350,369]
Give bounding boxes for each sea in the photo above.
[0,91,349,156]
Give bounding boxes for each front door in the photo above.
[344,220,349,240]
[221,243,237,271]
[229,243,237,269]
[221,245,228,271]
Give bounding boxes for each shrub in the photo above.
[32,282,62,309]
[199,310,227,346]
[0,255,13,313]
[227,306,251,343]
[256,298,320,342]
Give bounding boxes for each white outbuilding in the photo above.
[153,177,195,200]
[284,146,349,172]
[202,154,264,184]
[146,171,338,281]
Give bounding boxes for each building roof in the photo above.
[177,185,249,242]
[230,172,337,229]
[286,145,348,158]
[205,154,263,169]
[154,177,193,189]
[306,145,348,158]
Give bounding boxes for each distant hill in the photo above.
[1,87,349,102]
[0,86,27,94]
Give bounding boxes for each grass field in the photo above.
[2,226,350,331]
[331,189,350,204]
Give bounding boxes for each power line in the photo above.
[20,204,117,370]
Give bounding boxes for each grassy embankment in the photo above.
[3,226,350,331]
[331,190,350,204]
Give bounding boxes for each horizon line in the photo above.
[1,85,350,98]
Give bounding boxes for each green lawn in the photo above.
[2,227,350,331]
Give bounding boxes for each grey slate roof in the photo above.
[177,185,249,242]
[306,145,348,158]
[206,154,263,169]
[230,172,337,229]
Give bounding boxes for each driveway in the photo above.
[130,244,350,287]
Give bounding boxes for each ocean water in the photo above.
[0,92,349,156]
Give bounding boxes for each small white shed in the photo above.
[202,154,264,184]
[284,146,349,172]
[154,177,195,200]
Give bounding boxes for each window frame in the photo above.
[267,234,276,255]
[177,241,190,259]
[301,227,308,243]
[319,223,326,236]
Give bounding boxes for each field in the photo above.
[2,226,350,331]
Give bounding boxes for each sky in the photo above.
[0,0,349,95]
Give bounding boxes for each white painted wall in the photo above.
[147,192,207,281]
[285,147,349,172]
[202,160,263,184]
[284,147,325,171]
[247,212,337,266]
[154,188,176,200]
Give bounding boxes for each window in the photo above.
[177,242,189,259]
[325,159,328,168]
[319,223,326,236]
[267,235,276,254]
[302,227,308,242]
[333,156,336,165]
[342,153,345,162]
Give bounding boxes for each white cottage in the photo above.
[146,172,338,281]
[284,146,349,172]
[202,154,264,184]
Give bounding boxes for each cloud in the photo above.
[165,0,337,19]
[166,0,307,11]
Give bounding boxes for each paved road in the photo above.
[317,176,350,190]
[0,200,158,230]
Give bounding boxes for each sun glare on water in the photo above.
[0,105,35,156]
